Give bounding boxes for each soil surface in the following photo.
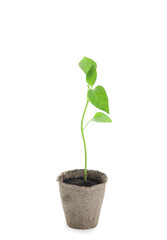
[63,177,101,187]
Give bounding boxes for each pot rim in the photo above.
[57,169,108,189]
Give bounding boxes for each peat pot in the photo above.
[57,169,108,229]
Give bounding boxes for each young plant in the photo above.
[79,57,112,182]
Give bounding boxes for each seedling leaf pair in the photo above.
[79,57,97,87]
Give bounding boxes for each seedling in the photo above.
[79,57,112,182]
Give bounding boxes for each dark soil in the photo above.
[63,177,101,187]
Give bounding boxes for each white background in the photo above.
[0,0,167,239]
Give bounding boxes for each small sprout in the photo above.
[79,57,112,181]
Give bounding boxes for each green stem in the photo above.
[83,119,92,129]
[81,98,89,182]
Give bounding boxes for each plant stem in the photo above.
[83,119,92,129]
[81,98,89,182]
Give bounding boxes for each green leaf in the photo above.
[92,112,112,122]
[88,86,109,114]
[78,57,97,74]
[86,65,97,87]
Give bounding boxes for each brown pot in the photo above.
[57,169,108,229]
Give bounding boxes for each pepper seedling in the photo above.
[79,57,112,182]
